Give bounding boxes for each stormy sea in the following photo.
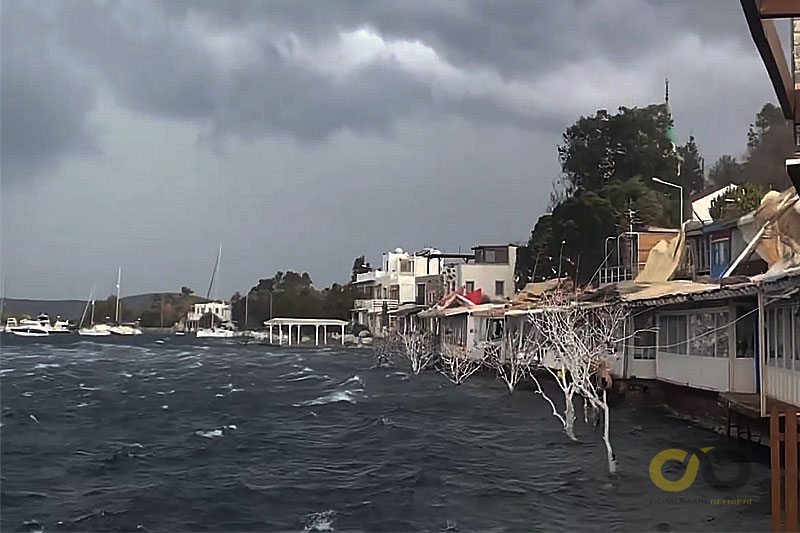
[1,336,772,532]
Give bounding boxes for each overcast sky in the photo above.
[0,0,783,300]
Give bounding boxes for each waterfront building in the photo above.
[185,300,232,331]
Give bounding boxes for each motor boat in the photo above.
[11,325,50,337]
[6,314,54,336]
[4,317,18,333]
[49,316,72,334]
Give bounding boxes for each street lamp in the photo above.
[652,176,683,228]
[557,240,566,279]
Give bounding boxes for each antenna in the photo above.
[665,78,669,106]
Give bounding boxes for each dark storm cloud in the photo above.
[159,0,754,77]
[1,0,769,181]
[0,1,99,183]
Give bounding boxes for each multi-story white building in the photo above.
[351,247,443,334]
[185,301,232,330]
[448,244,519,300]
[351,244,520,334]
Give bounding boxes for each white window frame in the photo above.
[766,303,799,371]
[656,306,732,358]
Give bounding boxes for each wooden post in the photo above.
[786,407,798,533]
[772,404,782,532]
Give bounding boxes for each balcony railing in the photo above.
[353,299,400,313]
[596,266,633,286]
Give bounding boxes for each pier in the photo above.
[263,318,348,346]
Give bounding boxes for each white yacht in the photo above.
[196,322,238,338]
[195,244,237,339]
[7,314,51,337]
[78,291,112,336]
[108,268,143,336]
[49,316,72,334]
[109,324,142,336]
[79,324,112,336]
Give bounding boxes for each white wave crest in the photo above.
[195,429,224,438]
[303,510,336,532]
[294,390,361,407]
[340,375,363,387]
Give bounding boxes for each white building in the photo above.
[351,247,443,334]
[448,244,519,300]
[186,301,232,330]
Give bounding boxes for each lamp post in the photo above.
[652,176,683,228]
[557,240,566,279]
[532,251,542,282]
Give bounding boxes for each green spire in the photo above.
[665,78,677,149]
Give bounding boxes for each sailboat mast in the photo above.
[205,245,222,330]
[115,267,121,324]
[91,300,95,326]
[245,290,249,329]
[1,275,6,322]
[79,287,94,329]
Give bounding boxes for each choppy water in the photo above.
[1,336,771,532]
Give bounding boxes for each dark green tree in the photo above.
[708,155,746,188]
[743,103,794,191]
[557,104,678,194]
[677,135,705,194]
[709,182,766,221]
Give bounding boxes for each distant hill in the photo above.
[1,293,208,321]
[2,299,85,320]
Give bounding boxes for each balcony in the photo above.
[596,266,633,286]
[353,299,400,313]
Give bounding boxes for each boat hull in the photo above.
[109,326,143,336]
[78,329,112,337]
[196,329,238,338]
[10,328,49,337]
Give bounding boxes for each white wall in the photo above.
[457,263,515,299]
[656,351,731,391]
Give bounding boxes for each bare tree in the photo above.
[522,293,625,473]
[400,330,437,374]
[372,331,404,368]
[438,343,485,385]
[481,326,532,394]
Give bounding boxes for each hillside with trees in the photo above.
[515,101,793,289]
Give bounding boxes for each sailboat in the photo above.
[78,288,111,337]
[108,267,142,336]
[196,245,237,339]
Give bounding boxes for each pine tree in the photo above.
[678,136,705,194]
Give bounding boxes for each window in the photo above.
[416,284,426,305]
[711,238,730,267]
[657,314,688,355]
[399,259,412,273]
[633,313,655,360]
[465,281,475,293]
[476,247,509,264]
[689,314,715,357]
[735,305,756,358]
[715,311,729,358]
[495,280,504,296]
[766,305,798,368]
[794,305,800,365]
